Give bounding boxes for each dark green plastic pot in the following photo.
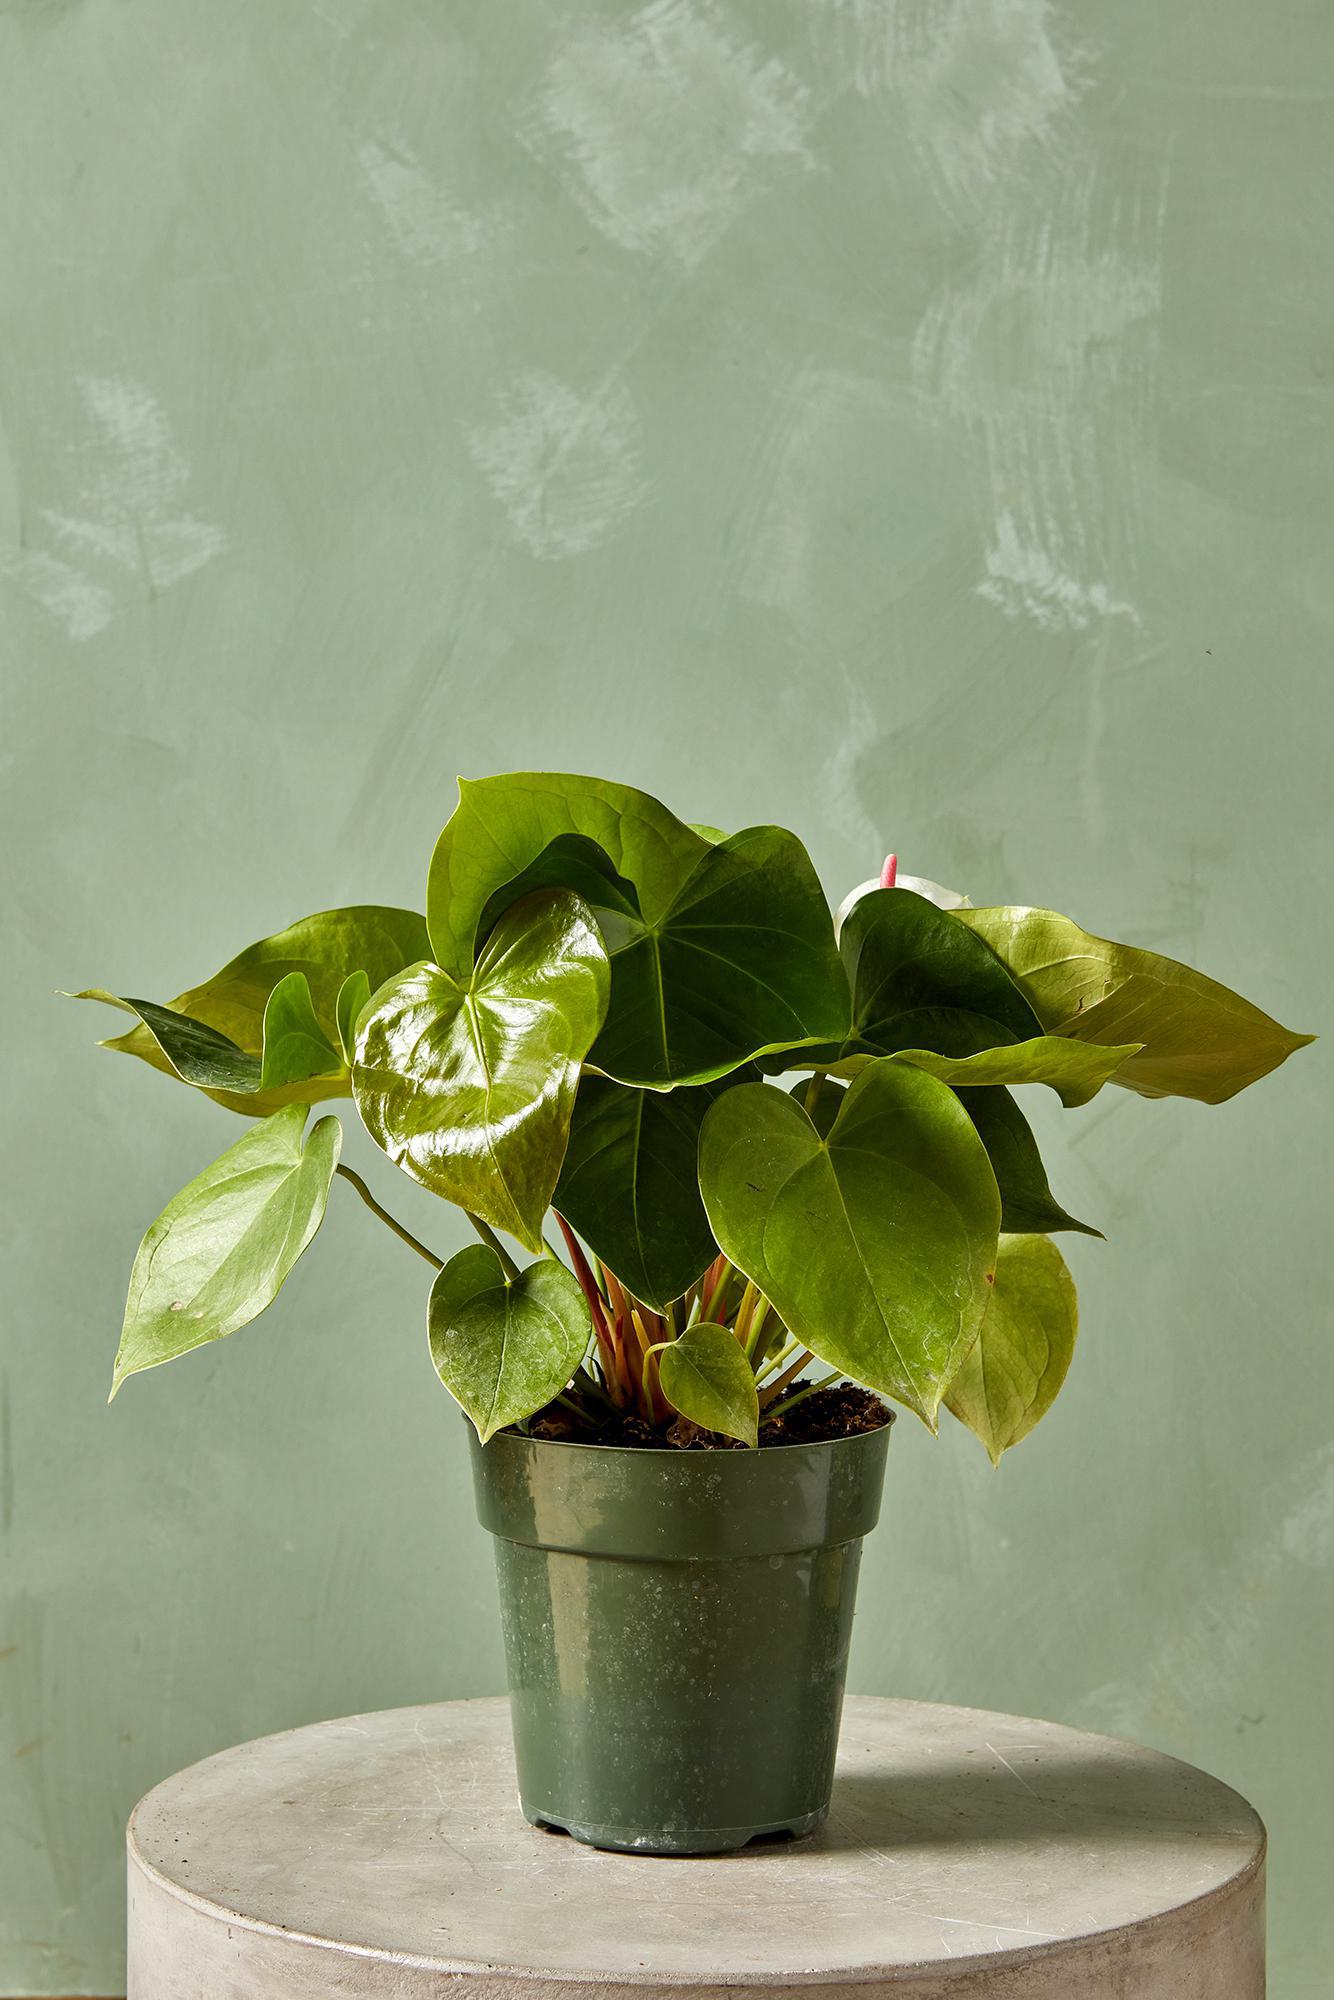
[468,1416,892,1855]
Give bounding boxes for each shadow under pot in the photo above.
[468,1415,892,1855]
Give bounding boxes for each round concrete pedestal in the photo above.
[126,1695,1265,1998]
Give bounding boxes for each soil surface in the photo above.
[523,1383,892,1450]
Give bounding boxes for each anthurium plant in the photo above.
[73,774,1313,1463]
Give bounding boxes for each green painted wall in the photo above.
[2,2,1329,1992]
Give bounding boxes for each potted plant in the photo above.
[72,773,1312,1854]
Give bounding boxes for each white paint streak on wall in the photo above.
[523,0,813,269]
[5,377,224,638]
[827,0,1082,211]
[465,369,651,560]
[734,362,896,616]
[826,3,1165,633]
[358,139,486,268]
[912,158,1165,631]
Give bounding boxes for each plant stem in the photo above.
[555,1214,625,1401]
[465,1213,521,1280]
[762,1370,841,1423]
[744,1297,772,1362]
[758,1347,815,1410]
[733,1279,759,1345]
[702,1257,733,1323]
[754,1337,800,1387]
[335,1165,444,1270]
[803,1069,827,1116]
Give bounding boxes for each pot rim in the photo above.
[475,1403,895,1459]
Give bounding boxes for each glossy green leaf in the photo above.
[956,907,1315,1104]
[111,1105,341,1397]
[788,1073,844,1138]
[85,906,432,1115]
[335,970,371,1066]
[427,1243,592,1442]
[840,888,1041,1060]
[963,1089,1102,1237]
[259,972,342,1089]
[69,990,263,1095]
[588,824,851,1087]
[700,1062,1000,1425]
[945,1233,1078,1464]
[428,772,711,976]
[352,889,610,1252]
[658,1323,759,1446]
[427,774,849,1088]
[554,1075,728,1309]
[789,1034,1139,1108]
[891,1035,1139,1107]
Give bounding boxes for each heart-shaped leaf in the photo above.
[955,907,1314,1104]
[840,888,1041,1060]
[589,825,850,1087]
[428,1243,591,1442]
[963,1089,1101,1237]
[945,1233,1078,1464]
[428,773,711,976]
[554,1075,727,1309]
[111,1105,341,1396]
[352,889,609,1252]
[80,906,432,1114]
[259,972,342,1089]
[428,775,849,1088]
[658,1324,758,1446]
[700,1062,1000,1424]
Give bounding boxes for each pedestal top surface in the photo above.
[128,1694,1264,1985]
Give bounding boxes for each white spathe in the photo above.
[834,872,972,942]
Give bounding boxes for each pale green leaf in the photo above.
[945,1233,1078,1464]
[112,1106,341,1396]
[956,907,1314,1104]
[259,972,342,1090]
[427,1244,591,1442]
[700,1061,1000,1425]
[658,1323,759,1446]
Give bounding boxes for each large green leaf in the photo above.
[588,825,850,1087]
[945,1233,1078,1464]
[427,774,850,1088]
[111,1105,341,1397]
[427,1243,591,1442]
[84,906,432,1115]
[840,888,1041,1060]
[700,1062,1000,1425]
[352,889,609,1252]
[658,1324,759,1446]
[427,772,711,975]
[956,907,1314,1104]
[963,1089,1101,1237]
[789,1034,1139,1108]
[554,1075,727,1309]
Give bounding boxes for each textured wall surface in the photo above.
[1,2,1329,1994]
